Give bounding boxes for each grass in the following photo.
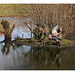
[0,4,27,17]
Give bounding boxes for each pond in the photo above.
[0,39,75,70]
[0,17,75,70]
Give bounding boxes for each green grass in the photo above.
[0,4,27,17]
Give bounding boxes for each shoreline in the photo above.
[12,38,75,48]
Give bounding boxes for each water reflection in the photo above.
[32,47,61,70]
[0,40,31,55]
[1,41,15,55]
[0,33,32,69]
[0,32,75,69]
[0,41,31,69]
[0,40,75,69]
[30,47,75,70]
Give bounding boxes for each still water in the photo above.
[0,17,75,70]
[0,38,75,70]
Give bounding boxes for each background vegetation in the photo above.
[26,4,75,38]
[0,4,75,38]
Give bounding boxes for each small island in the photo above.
[0,19,75,48]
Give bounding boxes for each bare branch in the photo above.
[10,24,15,34]
[24,22,33,33]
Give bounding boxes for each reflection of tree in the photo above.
[1,41,15,55]
[32,47,62,70]
[22,46,62,69]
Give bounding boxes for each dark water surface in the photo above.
[0,17,75,70]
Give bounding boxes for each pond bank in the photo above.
[12,38,75,48]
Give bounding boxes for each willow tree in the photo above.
[0,20,15,41]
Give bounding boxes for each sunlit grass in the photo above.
[0,4,27,17]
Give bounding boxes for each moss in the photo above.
[49,45,58,47]
[15,38,32,43]
[48,39,74,47]
[62,39,74,46]
[62,39,73,43]
[13,38,75,48]
[48,39,57,45]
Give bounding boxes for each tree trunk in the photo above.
[5,34,11,41]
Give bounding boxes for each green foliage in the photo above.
[48,39,57,45]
